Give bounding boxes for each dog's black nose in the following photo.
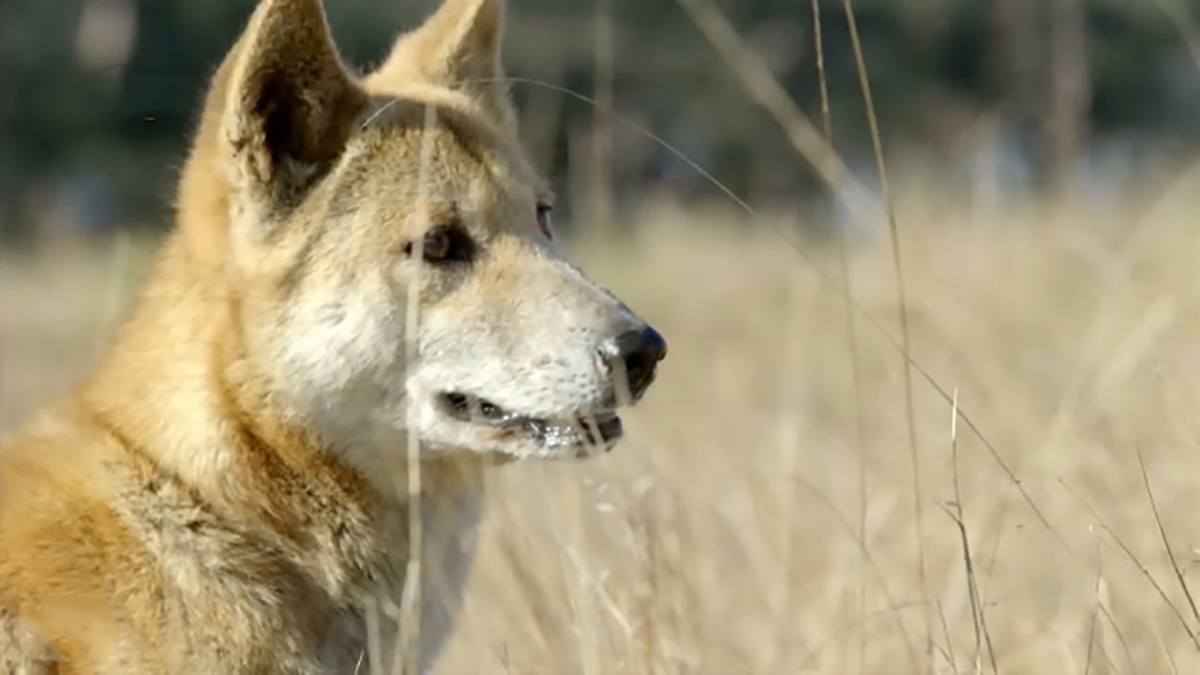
[601,326,667,401]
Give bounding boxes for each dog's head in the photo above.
[183,0,664,462]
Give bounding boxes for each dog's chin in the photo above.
[434,392,624,461]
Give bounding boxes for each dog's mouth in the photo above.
[438,392,624,451]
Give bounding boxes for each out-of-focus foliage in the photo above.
[3,0,1199,238]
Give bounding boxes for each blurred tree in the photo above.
[1045,0,1092,194]
[1,0,1198,239]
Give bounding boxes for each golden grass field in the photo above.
[4,177,1200,673]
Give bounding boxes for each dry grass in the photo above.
[4,180,1200,673]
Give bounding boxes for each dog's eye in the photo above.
[536,204,553,239]
[405,225,473,264]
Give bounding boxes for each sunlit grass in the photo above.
[5,182,1200,673]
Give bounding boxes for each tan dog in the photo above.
[0,0,666,672]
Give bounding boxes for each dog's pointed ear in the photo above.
[221,0,367,219]
[372,0,515,128]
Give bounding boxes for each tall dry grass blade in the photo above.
[396,102,439,675]
[1085,542,1100,675]
[366,598,385,675]
[1098,595,1137,674]
[1060,478,1200,653]
[1146,593,1184,675]
[811,0,832,145]
[591,0,615,232]
[1093,494,1152,673]
[809,1,871,671]
[838,0,930,658]
[1085,535,1134,675]
[946,389,997,674]
[672,0,881,225]
[1137,448,1200,626]
[933,597,958,675]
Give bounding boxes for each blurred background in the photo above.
[5,0,1200,239]
[6,1,1200,673]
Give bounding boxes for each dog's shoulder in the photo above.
[0,402,377,674]
[0,402,161,671]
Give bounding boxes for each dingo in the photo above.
[0,0,665,672]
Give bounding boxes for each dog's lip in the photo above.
[525,412,623,449]
[438,392,624,448]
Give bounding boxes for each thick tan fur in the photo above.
[0,0,664,673]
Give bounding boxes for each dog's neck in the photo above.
[79,235,301,496]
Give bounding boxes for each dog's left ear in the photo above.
[221,0,367,221]
[371,0,515,129]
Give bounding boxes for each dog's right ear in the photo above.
[370,0,515,130]
[220,0,366,225]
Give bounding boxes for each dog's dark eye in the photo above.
[405,225,473,264]
[536,204,553,239]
